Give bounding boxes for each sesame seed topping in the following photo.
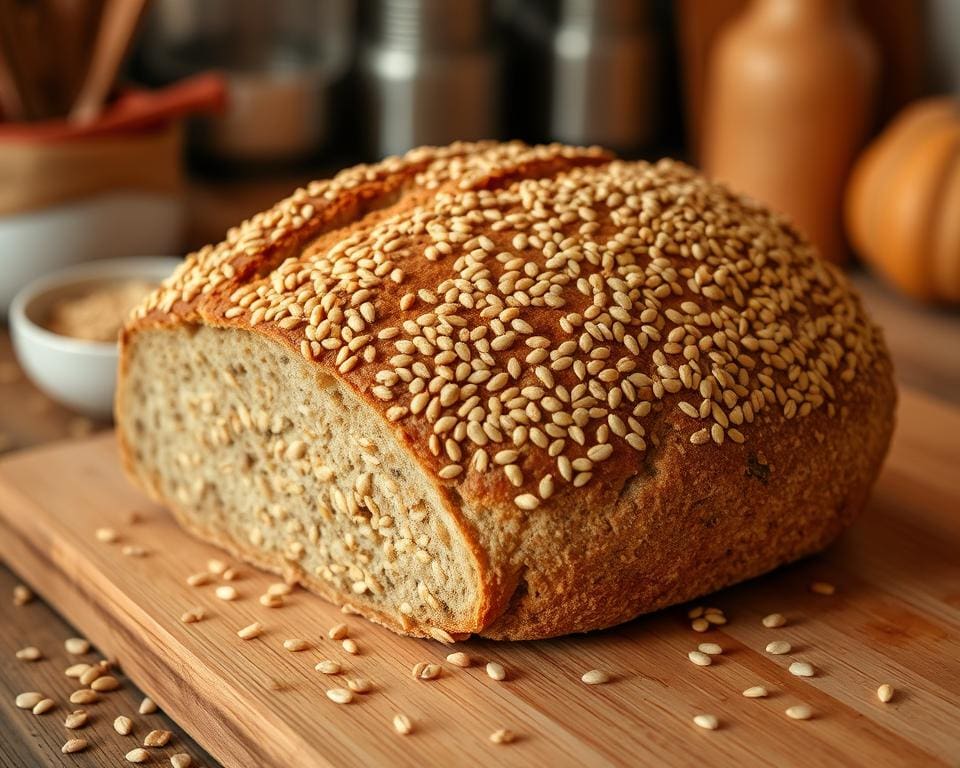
[132,142,887,514]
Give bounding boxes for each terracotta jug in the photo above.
[701,0,878,263]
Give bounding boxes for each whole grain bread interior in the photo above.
[117,141,895,640]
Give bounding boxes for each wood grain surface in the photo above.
[0,387,958,767]
[0,566,215,768]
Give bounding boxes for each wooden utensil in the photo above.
[68,0,147,125]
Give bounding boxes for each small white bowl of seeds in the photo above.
[9,257,180,419]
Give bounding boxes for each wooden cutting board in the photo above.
[0,387,958,768]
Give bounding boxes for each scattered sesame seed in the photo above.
[32,698,55,715]
[789,661,815,678]
[13,584,33,606]
[207,559,228,575]
[96,527,118,543]
[216,585,238,601]
[69,689,99,705]
[877,684,894,703]
[486,661,507,681]
[393,713,413,735]
[412,662,442,680]
[139,697,158,714]
[765,640,792,655]
[446,652,472,668]
[16,646,42,661]
[65,710,89,729]
[64,636,90,655]
[581,669,611,685]
[171,755,193,768]
[347,678,373,694]
[698,643,723,655]
[62,738,88,754]
[688,651,712,667]
[693,714,719,730]
[237,622,263,640]
[316,660,342,675]
[687,606,705,619]
[785,704,813,720]
[691,618,710,632]
[259,593,284,608]
[743,686,769,698]
[328,623,349,640]
[283,639,310,652]
[704,613,727,626]
[122,545,147,557]
[144,729,172,747]
[221,567,241,581]
[79,666,103,686]
[65,663,90,678]
[810,581,836,596]
[91,675,120,692]
[762,613,787,628]
[342,638,359,655]
[186,572,211,587]
[114,715,133,735]
[490,728,516,744]
[267,583,293,597]
[180,607,205,623]
[326,688,354,704]
[126,747,150,762]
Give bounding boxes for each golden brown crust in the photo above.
[120,141,895,640]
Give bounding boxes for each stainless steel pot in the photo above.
[359,0,500,158]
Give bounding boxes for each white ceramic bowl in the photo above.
[0,193,183,314]
[9,257,181,419]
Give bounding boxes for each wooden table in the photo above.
[1,257,957,768]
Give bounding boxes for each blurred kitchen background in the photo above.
[0,0,958,442]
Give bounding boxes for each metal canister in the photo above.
[359,0,499,158]
[549,0,660,154]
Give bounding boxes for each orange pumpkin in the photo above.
[845,98,960,303]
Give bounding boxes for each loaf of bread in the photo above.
[117,142,895,640]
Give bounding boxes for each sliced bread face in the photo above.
[119,325,483,637]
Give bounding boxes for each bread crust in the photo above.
[118,141,895,640]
